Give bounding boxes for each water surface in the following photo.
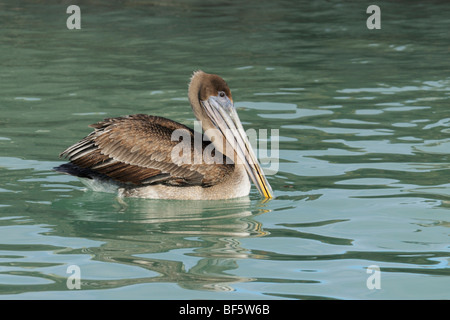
[0,0,449,299]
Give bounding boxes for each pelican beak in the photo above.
[202,95,274,199]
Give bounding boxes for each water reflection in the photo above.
[46,192,269,292]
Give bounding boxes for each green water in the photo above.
[0,1,449,299]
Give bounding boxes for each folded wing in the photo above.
[59,114,234,187]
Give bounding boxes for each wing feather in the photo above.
[59,114,234,187]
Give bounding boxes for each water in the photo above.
[0,0,449,300]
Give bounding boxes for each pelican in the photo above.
[55,71,273,200]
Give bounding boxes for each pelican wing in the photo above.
[59,114,233,187]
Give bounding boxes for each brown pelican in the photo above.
[55,71,273,200]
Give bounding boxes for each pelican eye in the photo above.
[218,91,226,98]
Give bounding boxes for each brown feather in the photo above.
[60,114,234,187]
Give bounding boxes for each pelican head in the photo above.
[188,71,273,199]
